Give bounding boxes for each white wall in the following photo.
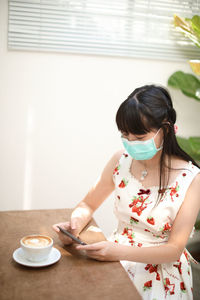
[0,0,199,237]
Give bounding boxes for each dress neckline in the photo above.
[127,157,192,191]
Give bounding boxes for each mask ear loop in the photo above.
[154,128,163,151]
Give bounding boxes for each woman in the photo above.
[53,85,200,299]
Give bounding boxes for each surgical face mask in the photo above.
[121,129,163,160]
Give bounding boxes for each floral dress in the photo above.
[108,152,200,300]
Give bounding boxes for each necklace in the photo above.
[130,160,148,181]
[141,169,148,181]
[138,161,148,181]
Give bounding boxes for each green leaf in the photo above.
[191,15,200,39]
[168,71,200,101]
[177,136,200,162]
[189,137,200,155]
[177,137,191,154]
[173,15,200,48]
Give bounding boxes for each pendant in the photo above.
[141,170,148,181]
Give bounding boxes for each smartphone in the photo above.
[57,226,87,245]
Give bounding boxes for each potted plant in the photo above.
[167,14,200,299]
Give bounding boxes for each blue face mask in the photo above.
[121,129,163,160]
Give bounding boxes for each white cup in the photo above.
[20,234,53,262]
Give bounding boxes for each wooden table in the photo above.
[0,209,141,300]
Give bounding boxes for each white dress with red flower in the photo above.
[109,152,200,300]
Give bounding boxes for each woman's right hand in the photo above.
[52,219,80,245]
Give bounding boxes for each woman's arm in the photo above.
[52,150,123,242]
[77,172,200,264]
[70,149,124,235]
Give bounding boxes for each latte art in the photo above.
[22,235,52,248]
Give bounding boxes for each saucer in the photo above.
[13,247,61,267]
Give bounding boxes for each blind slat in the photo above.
[8,0,200,61]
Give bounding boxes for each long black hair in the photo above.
[116,84,199,204]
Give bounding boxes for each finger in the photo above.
[86,254,100,260]
[85,250,99,256]
[76,243,101,251]
[52,224,62,233]
[53,222,70,232]
[70,219,80,237]
[57,230,73,245]
[70,218,77,230]
[52,223,74,244]
[62,222,70,230]
[84,251,103,261]
[58,221,78,236]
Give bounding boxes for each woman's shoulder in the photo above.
[111,149,124,164]
[185,170,200,204]
[171,156,199,171]
[168,157,199,185]
[109,149,130,170]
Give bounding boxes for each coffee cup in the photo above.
[20,234,53,262]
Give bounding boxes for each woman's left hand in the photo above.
[75,241,121,261]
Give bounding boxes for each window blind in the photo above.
[8,0,200,61]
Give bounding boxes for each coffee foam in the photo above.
[22,235,52,248]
